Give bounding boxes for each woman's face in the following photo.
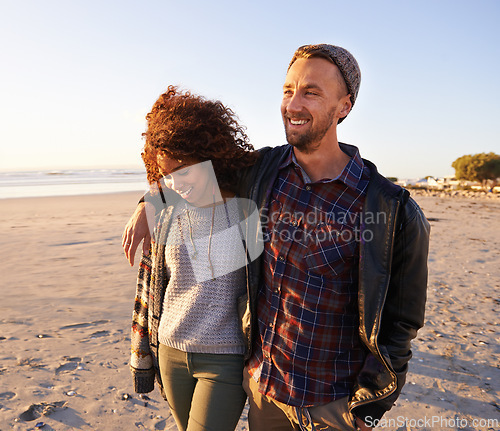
[157,153,217,207]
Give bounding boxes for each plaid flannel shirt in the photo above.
[247,146,370,407]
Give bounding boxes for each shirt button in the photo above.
[269,322,274,328]
[278,255,285,261]
[264,351,270,359]
[305,185,311,191]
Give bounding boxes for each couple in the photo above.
[123,44,430,431]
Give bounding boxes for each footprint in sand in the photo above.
[79,330,111,343]
[59,320,111,342]
[89,330,109,338]
[55,357,83,374]
[59,320,109,330]
[155,418,167,430]
[0,391,16,400]
[19,401,67,421]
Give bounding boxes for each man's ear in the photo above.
[338,95,352,119]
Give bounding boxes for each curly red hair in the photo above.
[142,86,258,192]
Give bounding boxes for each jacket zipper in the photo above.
[349,198,401,411]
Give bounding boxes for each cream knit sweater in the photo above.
[158,198,246,354]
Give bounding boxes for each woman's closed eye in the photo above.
[176,167,191,176]
[162,166,191,180]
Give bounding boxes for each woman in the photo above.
[130,86,259,430]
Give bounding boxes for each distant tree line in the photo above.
[452,152,500,190]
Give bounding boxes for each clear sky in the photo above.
[1,0,499,179]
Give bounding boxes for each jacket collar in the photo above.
[278,143,365,191]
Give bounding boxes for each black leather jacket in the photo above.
[236,143,430,422]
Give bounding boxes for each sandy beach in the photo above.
[0,191,498,431]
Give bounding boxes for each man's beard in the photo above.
[284,108,336,153]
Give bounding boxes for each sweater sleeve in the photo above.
[130,252,156,393]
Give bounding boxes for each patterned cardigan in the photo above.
[130,192,256,394]
[130,204,175,395]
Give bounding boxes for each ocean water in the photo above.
[0,169,148,199]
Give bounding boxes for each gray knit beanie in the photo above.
[288,44,361,123]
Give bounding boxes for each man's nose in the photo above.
[285,93,303,114]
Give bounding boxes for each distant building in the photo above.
[398,177,440,188]
[397,176,488,190]
[435,176,460,189]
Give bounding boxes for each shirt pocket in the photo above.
[265,200,291,243]
[304,221,358,277]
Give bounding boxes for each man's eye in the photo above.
[177,168,191,176]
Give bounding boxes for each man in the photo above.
[123,44,430,431]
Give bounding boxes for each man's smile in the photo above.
[289,119,309,126]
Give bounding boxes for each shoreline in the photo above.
[2,186,498,202]
[0,168,146,200]
[0,189,145,202]
[0,187,147,201]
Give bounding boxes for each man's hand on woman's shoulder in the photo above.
[122,202,154,266]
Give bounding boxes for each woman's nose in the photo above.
[168,174,186,191]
